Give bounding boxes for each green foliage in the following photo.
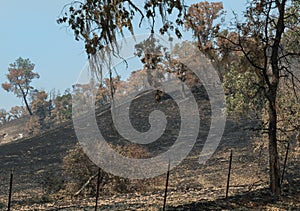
[224,67,264,119]
[283,1,300,54]
[275,80,300,140]
[52,92,72,123]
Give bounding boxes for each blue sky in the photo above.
[0,0,246,110]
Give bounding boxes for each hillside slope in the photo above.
[0,87,300,210]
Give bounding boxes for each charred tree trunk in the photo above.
[19,85,32,116]
[267,93,281,198]
[267,0,287,199]
[23,95,33,116]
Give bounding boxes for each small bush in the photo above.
[61,143,164,197]
[62,144,102,197]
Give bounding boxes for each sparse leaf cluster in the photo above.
[57,0,186,57]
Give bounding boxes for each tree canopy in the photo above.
[57,0,186,57]
[2,57,40,115]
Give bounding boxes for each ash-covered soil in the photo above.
[1,87,300,210]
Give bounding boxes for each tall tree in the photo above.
[2,57,40,115]
[219,0,300,198]
[187,0,300,199]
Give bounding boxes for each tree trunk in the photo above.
[18,84,33,116]
[267,0,287,199]
[21,91,32,116]
[23,95,33,116]
[268,91,281,199]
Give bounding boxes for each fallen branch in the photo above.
[74,173,98,197]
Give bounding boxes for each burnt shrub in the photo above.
[61,143,164,197]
